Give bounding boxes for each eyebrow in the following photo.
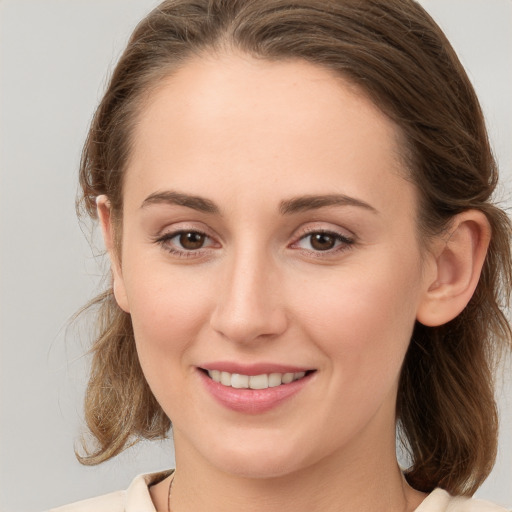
[140,190,377,216]
[279,194,378,215]
[141,190,220,214]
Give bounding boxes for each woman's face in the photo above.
[108,54,435,477]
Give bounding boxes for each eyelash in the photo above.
[292,229,355,256]
[154,230,216,259]
[154,228,355,259]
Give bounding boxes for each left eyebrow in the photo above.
[279,194,378,215]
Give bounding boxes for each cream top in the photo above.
[48,471,509,512]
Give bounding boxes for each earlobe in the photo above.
[96,195,130,313]
[416,210,491,327]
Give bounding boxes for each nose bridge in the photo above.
[210,242,287,343]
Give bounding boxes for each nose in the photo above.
[209,247,288,344]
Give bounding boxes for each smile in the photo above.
[199,367,315,413]
[206,370,307,389]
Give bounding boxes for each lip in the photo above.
[198,367,315,414]
[199,361,312,376]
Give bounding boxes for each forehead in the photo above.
[124,53,413,218]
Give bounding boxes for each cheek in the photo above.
[296,254,422,382]
[123,266,213,375]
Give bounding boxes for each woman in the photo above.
[51,0,511,511]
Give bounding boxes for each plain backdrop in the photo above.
[0,1,511,511]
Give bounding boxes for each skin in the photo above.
[98,53,490,512]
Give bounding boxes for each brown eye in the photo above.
[309,233,336,251]
[179,232,206,250]
[293,230,354,254]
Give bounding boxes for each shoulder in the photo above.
[416,489,510,512]
[48,490,125,512]
[47,470,173,512]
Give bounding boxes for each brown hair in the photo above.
[76,0,512,495]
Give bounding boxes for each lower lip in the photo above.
[199,370,313,414]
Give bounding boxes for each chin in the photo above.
[216,457,304,480]
[200,438,315,480]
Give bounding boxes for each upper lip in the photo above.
[199,362,314,376]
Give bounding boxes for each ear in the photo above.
[96,195,130,313]
[416,210,491,327]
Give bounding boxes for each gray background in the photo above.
[0,1,510,511]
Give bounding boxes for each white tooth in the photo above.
[209,370,221,382]
[281,372,294,384]
[249,374,269,390]
[268,373,282,387]
[294,371,306,380]
[231,373,249,389]
[220,371,232,386]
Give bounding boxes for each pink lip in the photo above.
[199,361,311,376]
[198,368,314,414]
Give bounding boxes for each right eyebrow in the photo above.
[140,190,220,214]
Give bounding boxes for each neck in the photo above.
[162,428,425,512]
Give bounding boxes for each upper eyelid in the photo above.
[291,231,354,248]
[156,222,216,239]
[157,229,215,245]
[293,224,355,241]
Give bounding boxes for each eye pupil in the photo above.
[179,232,205,250]
[311,233,336,251]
